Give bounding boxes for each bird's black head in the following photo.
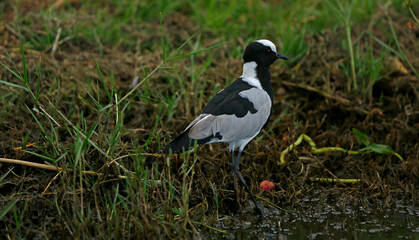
[243,39,288,66]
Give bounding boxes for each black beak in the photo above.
[276,54,289,60]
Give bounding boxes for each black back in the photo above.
[202,78,257,117]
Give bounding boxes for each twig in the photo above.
[39,105,61,127]
[43,35,74,53]
[51,27,62,56]
[42,170,63,194]
[0,157,127,179]
[1,157,61,171]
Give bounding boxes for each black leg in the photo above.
[231,150,239,213]
[233,150,266,217]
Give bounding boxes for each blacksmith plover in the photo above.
[163,39,288,217]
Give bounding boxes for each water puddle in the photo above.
[205,201,419,239]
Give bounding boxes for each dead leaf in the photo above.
[384,57,409,75]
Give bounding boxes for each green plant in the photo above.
[280,130,403,164]
[352,128,403,161]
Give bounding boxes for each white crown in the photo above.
[256,39,277,53]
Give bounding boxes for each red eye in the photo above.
[265,49,271,54]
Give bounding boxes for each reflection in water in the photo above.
[206,200,419,239]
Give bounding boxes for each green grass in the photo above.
[0,0,418,238]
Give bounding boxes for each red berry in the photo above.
[259,180,275,191]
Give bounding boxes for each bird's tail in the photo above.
[163,130,195,154]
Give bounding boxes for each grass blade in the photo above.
[168,32,199,58]
[406,0,419,24]
[160,13,166,61]
[16,24,28,84]
[23,150,55,162]
[24,104,46,135]
[93,57,111,101]
[36,56,42,101]
[0,61,25,83]
[116,61,165,106]
[166,42,227,62]
[4,48,22,78]
[0,79,28,91]
[0,167,13,183]
[370,34,403,58]
[0,200,17,220]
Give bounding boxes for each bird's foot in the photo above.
[255,204,266,218]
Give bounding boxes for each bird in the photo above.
[163,39,288,217]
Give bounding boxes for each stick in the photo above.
[1,158,61,171]
[0,157,126,178]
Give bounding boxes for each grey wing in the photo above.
[188,88,272,143]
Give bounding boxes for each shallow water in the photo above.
[204,201,419,239]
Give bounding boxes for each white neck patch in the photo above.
[241,61,262,89]
[256,39,277,53]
